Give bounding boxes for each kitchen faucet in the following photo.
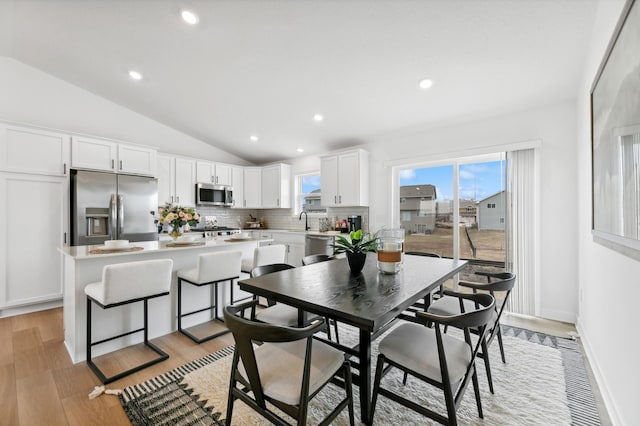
[299,211,310,231]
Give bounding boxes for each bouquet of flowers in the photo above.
[151,203,200,238]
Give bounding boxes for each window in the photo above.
[295,173,325,214]
[487,203,496,208]
[401,211,411,221]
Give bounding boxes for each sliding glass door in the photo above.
[399,154,507,282]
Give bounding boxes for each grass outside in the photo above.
[404,224,506,282]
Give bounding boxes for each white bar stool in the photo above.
[240,244,287,274]
[85,259,173,384]
[177,250,242,343]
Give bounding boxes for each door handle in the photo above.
[109,194,117,239]
[111,159,115,169]
[119,160,123,170]
[117,194,124,237]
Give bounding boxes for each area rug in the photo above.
[120,325,601,425]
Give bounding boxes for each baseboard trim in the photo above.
[0,299,62,319]
[576,317,623,426]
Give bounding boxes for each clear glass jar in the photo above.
[377,228,405,274]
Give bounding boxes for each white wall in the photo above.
[365,101,578,323]
[577,1,638,425]
[0,57,251,165]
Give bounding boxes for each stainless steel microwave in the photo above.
[196,183,233,206]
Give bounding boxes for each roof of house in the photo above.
[400,185,437,199]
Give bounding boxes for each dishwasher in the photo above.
[305,234,334,256]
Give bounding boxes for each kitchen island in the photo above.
[59,237,271,363]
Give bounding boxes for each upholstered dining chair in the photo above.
[250,263,338,342]
[299,253,340,342]
[223,300,355,426]
[427,271,516,394]
[370,292,495,426]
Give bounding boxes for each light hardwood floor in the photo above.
[0,307,609,425]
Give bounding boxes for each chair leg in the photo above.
[471,365,484,419]
[225,354,239,426]
[481,338,494,394]
[369,355,386,422]
[442,369,458,426]
[333,320,340,344]
[344,362,355,426]
[177,278,183,331]
[402,371,408,385]
[496,324,506,363]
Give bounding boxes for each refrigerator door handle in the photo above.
[109,194,118,239]
[117,194,124,237]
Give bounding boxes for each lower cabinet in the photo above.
[271,232,305,266]
[0,173,68,310]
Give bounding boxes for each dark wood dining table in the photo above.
[238,252,468,424]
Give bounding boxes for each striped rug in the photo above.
[120,326,601,425]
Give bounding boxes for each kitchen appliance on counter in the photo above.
[347,215,362,232]
[196,183,233,206]
[71,170,159,246]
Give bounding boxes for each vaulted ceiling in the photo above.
[1,0,599,163]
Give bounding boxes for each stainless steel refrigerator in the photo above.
[71,169,158,246]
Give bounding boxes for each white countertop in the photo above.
[59,237,272,260]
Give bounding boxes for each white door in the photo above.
[320,155,339,206]
[0,124,70,176]
[0,173,67,308]
[215,163,232,186]
[261,165,280,208]
[196,160,214,183]
[71,136,117,172]
[118,144,156,176]
[157,154,175,205]
[337,151,360,205]
[243,167,262,208]
[231,166,244,209]
[175,157,196,207]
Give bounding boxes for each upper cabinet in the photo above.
[118,144,157,176]
[243,167,262,208]
[0,124,70,176]
[71,136,156,177]
[71,136,117,172]
[196,161,232,186]
[231,166,244,209]
[157,154,196,207]
[262,163,291,208]
[321,149,369,207]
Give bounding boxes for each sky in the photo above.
[302,174,321,194]
[399,160,505,201]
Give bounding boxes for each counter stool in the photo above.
[85,259,173,384]
[240,244,287,274]
[177,250,242,343]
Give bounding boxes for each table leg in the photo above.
[359,329,372,424]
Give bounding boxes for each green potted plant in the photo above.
[332,229,378,274]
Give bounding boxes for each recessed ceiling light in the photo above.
[296,148,304,153]
[313,114,324,122]
[419,78,433,89]
[181,10,199,25]
[128,70,143,80]
[250,135,259,142]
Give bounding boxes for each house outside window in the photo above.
[296,173,325,214]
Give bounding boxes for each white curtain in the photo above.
[505,148,537,315]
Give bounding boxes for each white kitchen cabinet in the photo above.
[71,135,117,172]
[271,232,305,266]
[72,136,156,176]
[0,124,70,176]
[243,167,262,208]
[196,161,232,186]
[0,173,68,309]
[320,149,369,207]
[231,166,244,209]
[261,163,291,208]
[157,154,196,206]
[117,144,156,176]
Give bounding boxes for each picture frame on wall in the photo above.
[591,0,640,259]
